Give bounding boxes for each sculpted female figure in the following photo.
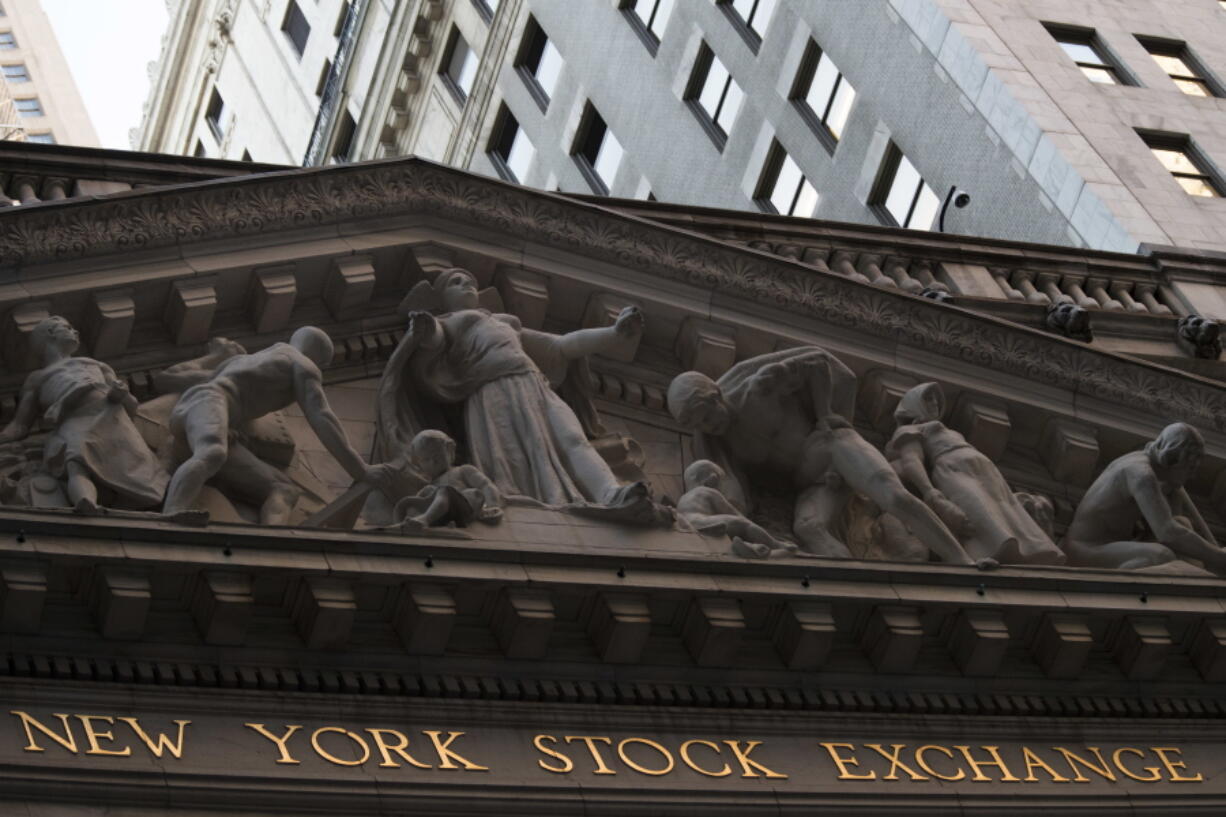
[376,268,651,514]
[887,383,1065,565]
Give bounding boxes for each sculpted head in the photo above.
[30,316,80,359]
[435,268,481,313]
[290,326,334,368]
[1145,422,1204,484]
[894,382,945,425]
[683,459,725,492]
[1178,315,1222,359]
[668,371,732,435]
[410,429,457,479]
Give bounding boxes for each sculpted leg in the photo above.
[547,400,636,504]
[164,406,230,516]
[217,443,302,526]
[1063,538,1179,570]
[792,483,853,558]
[65,461,98,514]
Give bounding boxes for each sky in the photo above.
[41,0,169,150]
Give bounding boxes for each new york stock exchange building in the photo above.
[6,140,1226,816]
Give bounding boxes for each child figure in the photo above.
[394,430,503,530]
[678,459,799,559]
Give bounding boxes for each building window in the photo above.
[791,40,856,149]
[316,59,332,97]
[2,63,28,82]
[685,44,743,149]
[1137,37,1220,97]
[282,0,310,58]
[873,145,941,230]
[330,110,356,163]
[755,141,819,217]
[472,0,499,23]
[193,140,207,158]
[0,31,16,49]
[1140,132,1222,197]
[719,0,777,49]
[441,28,478,103]
[27,133,54,144]
[204,88,227,140]
[14,97,42,117]
[489,104,535,183]
[1045,24,1129,85]
[572,103,624,195]
[620,0,674,53]
[516,17,563,109]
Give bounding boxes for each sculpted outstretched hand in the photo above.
[614,306,644,339]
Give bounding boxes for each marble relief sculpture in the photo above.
[1062,423,1226,575]
[159,326,391,523]
[1176,315,1222,360]
[886,383,1066,566]
[393,429,504,530]
[677,459,799,559]
[375,267,660,522]
[667,347,983,567]
[0,316,168,513]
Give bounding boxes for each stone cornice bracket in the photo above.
[582,293,644,363]
[492,587,555,660]
[1109,616,1172,681]
[393,583,456,656]
[164,278,217,346]
[587,592,651,664]
[248,265,297,335]
[0,563,46,634]
[1039,419,1099,487]
[190,571,253,646]
[287,576,356,650]
[85,289,136,360]
[945,608,1009,677]
[495,266,549,330]
[409,243,456,283]
[1190,619,1226,681]
[675,317,737,379]
[83,566,151,641]
[859,369,920,435]
[324,255,376,320]
[860,605,923,674]
[1029,612,1093,679]
[772,601,835,671]
[683,597,745,667]
[3,301,51,372]
[1009,269,1051,305]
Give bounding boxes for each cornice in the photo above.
[2,158,1226,435]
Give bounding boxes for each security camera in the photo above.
[953,191,972,209]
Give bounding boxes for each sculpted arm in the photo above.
[294,364,373,484]
[0,378,41,442]
[550,306,643,361]
[892,438,936,498]
[1128,468,1224,561]
[153,339,246,393]
[1176,486,1218,545]
[460,464,503,509]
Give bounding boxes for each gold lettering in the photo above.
[9,711,77,754]
[1020,747,1069,783]
[311,727,371,767]
[565,736,616,775]
[424,730,488,771]
[955,745,1020,783]
[865,744,928,781]
[76,715,131,757]
[821,743,876,780]
[366,729,432,769]
[244,723,303,765]
[1052,747,1115,783]
[1112,748,1161,783]
[617,738,674,776]
[680,740,731,778]
[724,740,787,779]
[914,745,966,781]
[534,735,574,774]
[1150,747,1203,782]
[117,718,190,760]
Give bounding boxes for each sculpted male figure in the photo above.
[1063,423,1226,574]
[161,326,389,523]
[668,348,978,566]
[0,316,167,512]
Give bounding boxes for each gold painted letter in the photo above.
[680,740,731,778]
[534,735,574,774]
[617,738,674,776]
[76,716,132,757]
[1052,747,1115,783]
[955,745,1020,783]
[311,727,371,767]
[245,723,303,765]
[565,736,616,775]
[1112,748,1161,782]
[117,718,190,759]
[366,729,432,769]
[1150,747,1203,783]
[9,711,77,754]
[821,743,876,781]
[1020,747,1069,783]
[424,731,489,771]
[724,740,788,779]
[915,745,966,781]
[865,744,928,781]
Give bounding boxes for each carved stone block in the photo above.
[495,267,550,330]
[288,576,356,650]
[86,567,150,641]
[1111,616,1171,680]
[772,601,835,670]
[393,583,456,656]
[675,318,737,379]
[860,605,923,674]
[164,278,217,346]
[1189,619,1226,682]
[682,597,744,667]
[410,243,455,280]
[1028,612,1092,678]
[859,370,920,434]
[84,289,135,360]
[581,293,642,362]
[190,571,253,646]
[492,587,555,660]
[587,592,651,664]
[0,564,46,634]
[1039,419,1099,487]
[946,608,1009,677]
[3,301,51,370]
[949,394,1011,462]
[324,255,376,320]
[249,265,297,334]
